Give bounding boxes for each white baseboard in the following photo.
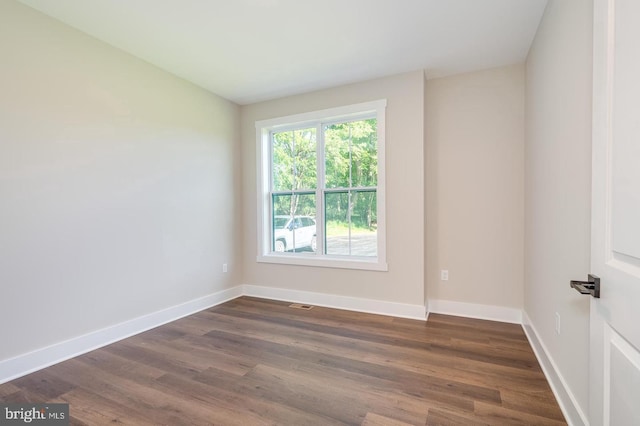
[0,286,243,385]
[242,284,426,320]
[522,312,589,426]
[428,299,522,324]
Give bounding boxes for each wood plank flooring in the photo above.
[0,297,566,425]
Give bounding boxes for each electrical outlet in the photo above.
[441,270,449,281]
[222,263,228,273]
[555,312,561,335]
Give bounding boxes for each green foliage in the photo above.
[272,128,317,216]
[272,193,315,218]
[272,128,317,192]
[324,119,378,230]
[271,118,378,231]
[324,119,377,189]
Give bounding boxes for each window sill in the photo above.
[256,253,388,271]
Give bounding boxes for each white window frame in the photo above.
[256,100,387,271]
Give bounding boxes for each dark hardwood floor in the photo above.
[0,297,566,425]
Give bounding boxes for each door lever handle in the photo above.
[570,274,600,298]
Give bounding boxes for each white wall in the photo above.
[425,65,525,315]
[525,0,592,420]
[0,1,241,361]
[241,72,425,310]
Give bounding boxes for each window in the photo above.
[256,100,387,271]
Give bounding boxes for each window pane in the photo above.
[272,193,316,253]
[324,124,351,189]
[324,192,349,255]
[351,190,377,256]
[324,119,377,189]
[350,119,377,188]
[325,190,377,257]
[272,128,317,192]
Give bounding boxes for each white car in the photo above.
[273,215,316,252]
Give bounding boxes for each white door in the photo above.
[590,0,640,424]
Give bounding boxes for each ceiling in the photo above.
[18,0,548,105]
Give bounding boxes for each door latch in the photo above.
[570,274,600,298]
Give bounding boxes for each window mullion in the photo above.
[348,124,353,256]
[291,130,296,250]
[316,122,325,256]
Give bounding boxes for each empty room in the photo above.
[2,0,639,425]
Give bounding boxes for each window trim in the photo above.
[255,99,387,271]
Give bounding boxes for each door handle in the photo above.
[570,274,600,298]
